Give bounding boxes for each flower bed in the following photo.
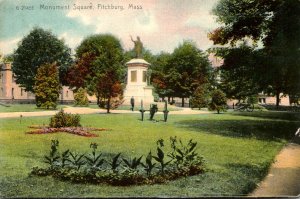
[26,126,110,137]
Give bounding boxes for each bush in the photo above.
[190,85,210,109]
[74,88,89,106]
[34,63,61,109]
[208,89,227,114]
[49,109,81,128]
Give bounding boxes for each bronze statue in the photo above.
[130,36,143,58]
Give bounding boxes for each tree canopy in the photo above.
[68,34,125,113]
[210,0,300,106]
[12,27,72,92]
[151,41,212,106]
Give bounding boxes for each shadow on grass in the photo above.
[223,162,271,195]
[232,111,300,122]
[176,118,300,141]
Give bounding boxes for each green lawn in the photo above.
[0,111,299,197]
[0,104,66,112]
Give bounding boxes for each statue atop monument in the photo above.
[130,35,143,58]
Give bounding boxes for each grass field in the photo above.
[0,111,299,197]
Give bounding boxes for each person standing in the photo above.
[130,96,135,111]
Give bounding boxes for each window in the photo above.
[12,88,14,99]
[1,74,3,83]
[131,70,137,82]
[143,71,147,82]
[66,91,69,98]
[21,89,23,96]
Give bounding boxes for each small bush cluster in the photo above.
[50,109,81,128]
[31,137,205,186]
[74,88,89,107]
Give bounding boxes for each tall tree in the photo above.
[213,43,260,101]
[66,52,95,91]
[165,41,211,107]
[74,34,125,113]
[34,63,61,109]
[209,0,300,107]
[151,52,173,101]
[12,27,72,92]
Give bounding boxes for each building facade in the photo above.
[0,62,94,104]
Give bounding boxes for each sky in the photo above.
[0,0,221,55]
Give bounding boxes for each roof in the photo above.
[126,58,150,66]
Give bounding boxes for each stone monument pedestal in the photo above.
[123,58,154,106]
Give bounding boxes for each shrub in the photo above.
[74,88,89,106]
[49,109,81,128]
[190,85,210,109]
[208,89,227,114]
[34,63,61,109]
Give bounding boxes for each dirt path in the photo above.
[250,142,300,197]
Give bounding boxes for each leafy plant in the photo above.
[44,140,60,169]
[168,137,201,168]
[108,153,122,172]
[152,139,172,174]
[67,152,86,170]
[122,156,143,171]
[85,143,105,171]
[61,149,70,168]
[141,151,156,176]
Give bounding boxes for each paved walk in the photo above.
[250,142,300,197]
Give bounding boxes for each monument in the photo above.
[123,36,154,105]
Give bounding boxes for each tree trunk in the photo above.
[97,96,100,107]
[181,97,184,107]
[107,98,111,113]
[276,91,280,109]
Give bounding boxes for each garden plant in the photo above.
[31,137,205,186]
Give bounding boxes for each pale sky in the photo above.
[0,0,221,55]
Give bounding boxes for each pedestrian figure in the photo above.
[130,96,135,111]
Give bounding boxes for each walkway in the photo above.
[0,106,210,118]
[250,142,300,197]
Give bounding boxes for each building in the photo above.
[0,62,94,104]
[208,53,290,106]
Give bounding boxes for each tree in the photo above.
[66,52,95,91]
[13,27,72,92]
[190,84,210,109]
[213,43,260,102]
[165,41,211,107]
[34,63,61,109]
[74,34,125,113]
[209,0,300,107]
[151,52,173,101]
[208,89,227,114]
[74,87,89,106]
